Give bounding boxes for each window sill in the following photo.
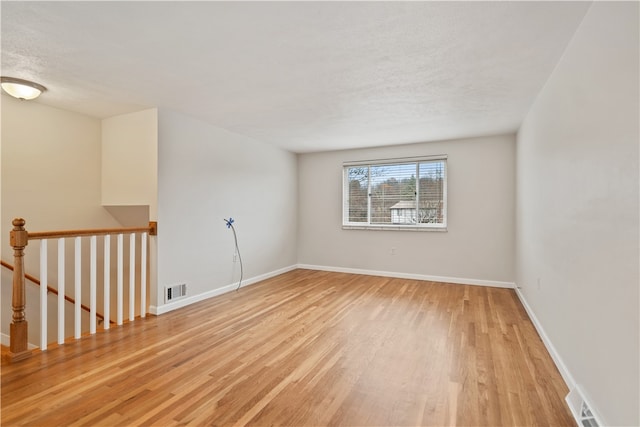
[342,225,448,232]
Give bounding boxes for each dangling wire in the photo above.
[224,218,244,291]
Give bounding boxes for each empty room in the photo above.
[1,1,638,426]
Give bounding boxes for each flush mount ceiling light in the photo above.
[1,76,47,100]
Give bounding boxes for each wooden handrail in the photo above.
[6,218,156,361]
[28,221,157,240]
[1,260,43,291]
[1,260,112,324]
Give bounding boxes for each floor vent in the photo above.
[579,401,598,427]
[165,283,187,303]
[566,387,601,427]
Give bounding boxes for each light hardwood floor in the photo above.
[1,269,574,426]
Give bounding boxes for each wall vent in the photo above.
[579,401,598,427]
[165,283,187,303]
[566,387,601,427]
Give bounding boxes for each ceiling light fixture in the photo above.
[1,76,47,100]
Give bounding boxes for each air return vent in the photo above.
[165,283,187,303]
[579,401,598,427]
[566,387,601,427]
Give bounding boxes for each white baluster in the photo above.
[40,240,47,350]
[58,238,65,345]
[117,233,123,326]
[104,235,110,330]
[90,235,97,334]
[74,236,81,339]
[129,233,135,321]
[140,232,147,318]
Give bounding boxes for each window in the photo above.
[343,156,447,230]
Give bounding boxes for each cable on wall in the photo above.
[224,218,244,291]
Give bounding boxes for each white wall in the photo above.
[516,3,639,426]
[1,96,120,236]
[102,108,158,219]
[298,134,516,285]
[1,95,123,343]
[155,109,298,312]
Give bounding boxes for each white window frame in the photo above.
[342,155,447,231]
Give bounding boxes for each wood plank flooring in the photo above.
[1,269,574,426]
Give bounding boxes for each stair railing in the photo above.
[6,218,157,362]
[1,260,111,325]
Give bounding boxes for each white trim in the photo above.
[297,264,515,289]
[149,262,513,314]
[344,154,447,167]
[514,286,607,427]
[342,225,447,232]
[514,286,576,389]
[1,333,38,350]
[149,264,298,315]
[565,386,583,423]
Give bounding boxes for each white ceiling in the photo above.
[1,1,591,153]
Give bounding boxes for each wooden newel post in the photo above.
[9,218,31,361]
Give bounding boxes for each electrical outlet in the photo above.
[233,252,238,262]
[390,247,396,255]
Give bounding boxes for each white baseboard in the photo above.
[1,332,38,350]
[297,264,515,289]
[514,286,576,390]
[149,264,513,316]
[514,287,607,426]
[149,264,298,315]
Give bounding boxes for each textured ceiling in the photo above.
[1,2,590,153]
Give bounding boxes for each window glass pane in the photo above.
[418,161,445,224]
[370,163,417,224]
[343,157,447,229]
[346,167,368,223]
